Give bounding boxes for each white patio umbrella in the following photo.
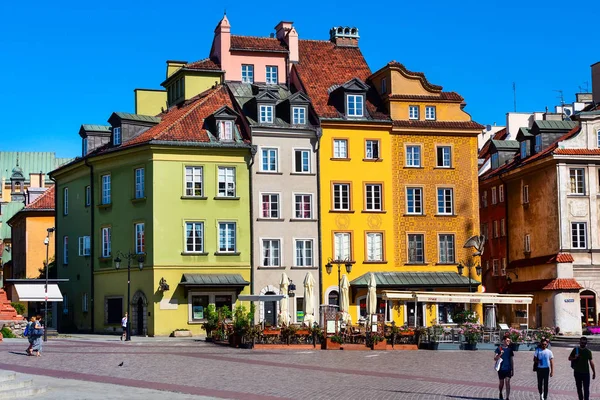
[366,272,377,316]
[303,272,316,327]
[279,272,290,326]
[340,274,352,324]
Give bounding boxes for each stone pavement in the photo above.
[1,336,599,399]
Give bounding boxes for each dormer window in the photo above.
[293,107,306,125]
[346,94,364,117]
[82,138,88,156]
[520,141,527,159]
[114,127,122,145]
[259,105,274,123]
[534,135,542,153]
[491,153,499,170]
[381,78,387,94]
[218,120,233,141]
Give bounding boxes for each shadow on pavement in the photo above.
[8,351,29,357]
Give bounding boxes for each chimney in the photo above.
[211,15,231,75]
[592,62,600,104]
[329,26,359,47]
[274,21,293,40]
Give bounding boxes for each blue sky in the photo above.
[1,0,598,158]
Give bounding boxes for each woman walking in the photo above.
[494,335,514,399]
[534,338,554,400]
[25,316,36,356]
[31,315,44,357]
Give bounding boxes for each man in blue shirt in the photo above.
[494,335,514,400]
[534,338,554,400]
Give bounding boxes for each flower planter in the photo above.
[428,342,439,350]
[322,337,341,350]
[172,330,192,337]
[463,343,478,351]
[296,330,310,336]
[510,343,521,352]
[205,336,213,342]
[371,340,387,350]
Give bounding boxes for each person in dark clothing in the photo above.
[494,335,514,400]
[568,336,596,400]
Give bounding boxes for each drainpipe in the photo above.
[84,158,95,333]
[248,145,257,320]
[315,127,323,308]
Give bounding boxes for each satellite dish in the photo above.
[486,124,492,131]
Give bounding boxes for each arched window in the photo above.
[328,290,339,306]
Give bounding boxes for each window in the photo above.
[406,145,421,167]
[294,149,310,173]
[266,66,278,84]
[63,236,68,265]
[597,129,600,148]
[292,107,306,125]
[134,168,145,199]
[359,297,391,321]
[481,191,488,207]
[106,297,122,324]
[491,187,497,205]
[63,187,68,215]
[381,78,386,94]
[481,223,488,242]
[572,222,587,249]
[535,135,542,153]
[524,234,531,253]
[365,184,382,211]
[101,227,111,258]
[241,64,254,83]
[437,188,453,215]
[438,234,455,264]
[217,167,236,197]
[346,94,364,117]
[409,105,419,120]
[85,186,91,207]
[493,220,499,238]
[425,106,436,120]
[113,127,121,145]
[295,239,313,267]
[78,236,90,256]
[294,194,312,219]
[365,140,379,160]
[185,166,203,197]
[185,222,204,253]
[522,185,529,204]
[500,219,506,237]
[333,139,348,159]
[261,194,280,219]
[328,291,339,306]
[491,153,499,169]
[332,183,350,211]
[218,120,233,141]
[218,222,236,253]
[262,239,281,266]
[191,295,209,321]
[82,138,88,156]
[261,148,278,172]
[406,187,423,214]
[501,258,507,276]
[101,175,111,205]
[408,234,424,263]
[366,232,383,262]
[520,141,527,159]
[436,146,451,167]
[135,223,145,254]
[492,259,499,276]
[82,293,88,313]
[499,185,504,202]
[189,293,235,321]
[259,105,274,123]
[334,232,351,260]
[569,168,585,195]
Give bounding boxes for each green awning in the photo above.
[349,272,479,288]
[179,273,250,288]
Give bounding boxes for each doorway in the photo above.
[581,290,596,327]
[136,298,144,335]
[264,291,277,326]
[407,302,424,327]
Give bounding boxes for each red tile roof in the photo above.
[508,278,582,293]
[508,252,574,269]
[388,92,464,102]
[392,120,484,130]
[295,40,386,120]
[185,58,222,71]
[125,85,244,146]
[24,186,55,211]
[230,35,288,53]
[556,253,575,263]
[554,149,600,155]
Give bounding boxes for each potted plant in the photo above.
[232,305,254,348]
[323,334,343,350]
[533,327,555,343]
[507,327,524,351]
[202,304,219,342]
[452,309,479,324]
[309,325,323,347]
[427,324,445,350]
[281,324,298,345]
[368,332,387,350]
[459,322,482,350]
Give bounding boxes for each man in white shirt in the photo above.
[534,339,554,400]
[121,312,128,341]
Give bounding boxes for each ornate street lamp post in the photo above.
[43,227,55,342]
[114,251,145,341]
[325,258,352,308]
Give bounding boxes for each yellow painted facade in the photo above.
[184,74,223,100]
[134,89,167,116]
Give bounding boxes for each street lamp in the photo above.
[506,271,519,286]
[43,227,55,342]
[114,251,145,341]
[457,258,482,311]
[325,257,352,307]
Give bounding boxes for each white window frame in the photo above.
[333,139,348,159]
[406,187,423,215]
[366,232,383,262]
[346,94,364,117]
[185,166,203,197]
[259,105,274,123]
[491,187,497,205]
[406,145,421,167]
[135,167,145,199]
[265,65,278,84]
[493,220,499,238]
[294,239,314,267]
[492,259,499,276]
[425,106,436,120]
[261,239,281,267]
[500,219,506,237]
[499,185,504,202]
[365,184,382,211]
[365,140,380,160]
[63,187,68,215]
[101,227,111,258]
[294,194,312,219]
[85,185,91,207]
[437,188,454,215]
[597,129,600,148]
[332,183,350,211]
[261,148,278,172]
[101,175,111,205]
[63,236,68,265]
[113,127,121,145]
[241,64,254,83]
[408,234,424,263]
[501,258,507,276]
[524,234,531,253]
[522,185,529,204]
[334,232,351,261]
[436,146,451,168]
[218,120,233,141]
[409,105,419,120]
[78,236,90,256]
[292,107,306,125]
[218,222,236,253]
[293,149,311,173]
[261,193,280,219]
[569,168,585,195]
[185,221,204,253]
[571,222,587,249]
[135,223,145,254]
[217,167,236,198]
[438,234,455,264]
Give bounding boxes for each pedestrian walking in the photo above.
[568,336,596,400]
[494,335,514,400]
[121,312,128,341]
[534,338,554,400]
[25,316,36,356]
[31,315,44,357]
